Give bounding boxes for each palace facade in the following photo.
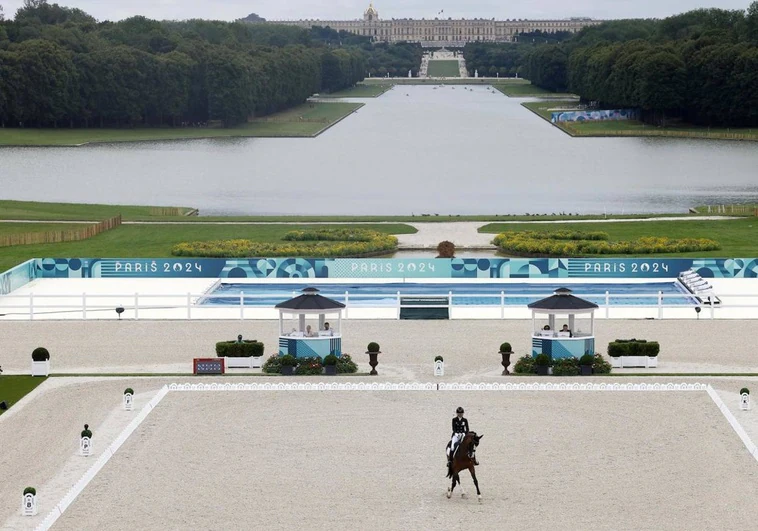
[266,3,602,46]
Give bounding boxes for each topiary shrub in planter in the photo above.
[280,355,297,376]
[323,355,338,376]
[124,388,134,395]
[514,355,536,375]
[436,240,456,258]
[499,342,513,375]
[24,487,36,496]
[740,388,752,410]
[534,353,552,376]
[22,487,37,516]
[435,355,444,362]
[434,355,445,376]
[552,357,580,376]
[31,347,50,377]
[262,355,282,374]
[741,388,750,395]
[366,342,380,375]
[592,354,612,375]
[579,354,594,376]
[123,388,135,411]
[216,340,265,369]
[337,354,358,374]
[295,356,323,376]
[80,424,93,457]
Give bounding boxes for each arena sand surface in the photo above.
[3,319,758,375]
[52,391,758,531]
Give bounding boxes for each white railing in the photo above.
[0,289,742,320]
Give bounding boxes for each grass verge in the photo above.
[0,223,417,272]
[0,102,363,146]
[0,200,195,221]
[318,84,393,98]
[0,376,47,415]
[493,83,576,98]
[480,217,758,257]
[523,100,758,142]
[426,60,461,77]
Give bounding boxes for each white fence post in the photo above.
[187,292,192,320]
[658,291,663,319]
[345,291,349,319]
[500,291,505,319]
[82,293,87,320]
[605,291,610,319]
[711,300,715,320]
[29,293,34,321]
[397,291,401,320]
[134,293,139,320]
[239,291,244,320]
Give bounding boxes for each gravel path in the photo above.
[49,390,758,530]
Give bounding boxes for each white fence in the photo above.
[0,289,743,320]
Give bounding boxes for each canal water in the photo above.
[2,85,757,215]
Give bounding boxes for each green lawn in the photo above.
[0,102,363,146]
[0,223,418,272]
[0,376,47,415]
[0,200,195,221]
[493,83,576,98]
[426,60,461,77]
[318,84,393,98]
[522,100,758,142]
[480,217,758,257]
[0,222,94,235]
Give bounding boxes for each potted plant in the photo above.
[366,342,380,375]
[80,424,93,457]
[280,355,297,376]
[22,487,37,516]
[534,353,552,376]
[323,355,338,376]
[608,339,659,368]
[513,355,535,374]
[436,240,456,258]
[216,339,265,369]
[499,342,513,375]
[579,354,594,376]
[123,388,134,410]
[434,355,444,376]
[552,357,580,376]
[31,347,50,377]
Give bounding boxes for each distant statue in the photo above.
[408,69,412,78]
[474,69,479,78]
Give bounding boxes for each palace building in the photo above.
[266,3,602,46]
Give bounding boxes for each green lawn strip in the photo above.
[480,217,758,257]
[0,103,362,146]
[364,78,520,85]
[522,100,758,141]
[0,222,95,235]
[0,200,196,221]
[0,201,716,223]
[426,60,462,77]
[0,376,47,415]
[493,84,575,97]
[318,84,393,98]
[0,223,417,272]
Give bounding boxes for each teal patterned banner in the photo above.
[28,258,758,280]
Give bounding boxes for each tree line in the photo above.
[523,3,758,126]
[462,31,574,78]
[0,2,421,128]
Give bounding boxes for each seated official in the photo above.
[560,324,573,337]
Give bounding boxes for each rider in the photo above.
[447,407,478,467]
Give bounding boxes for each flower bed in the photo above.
[262,354,358,375]
[172,229,398,258]
[493,231,720,256]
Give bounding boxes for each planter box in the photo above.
[536,366,549,376]
[31,360,49,377]
[324,365,337,376]
[224,356,264,369]
[611,356,658,369]
[22,494,37,516]
[580,365,593,376]
[280,366,295,376]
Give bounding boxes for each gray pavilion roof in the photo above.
[275,287,346,311]
[527,287,598,311]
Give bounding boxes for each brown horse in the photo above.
[446,432,483,502]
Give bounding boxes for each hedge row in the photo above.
[493,232,719,256]
[282,229,381,242]
[514,353,612,374]
[215,340,265,358]
[607,339,660,358]
[172,232,398,258]
[262,354,358,374]
[505,230,610,241]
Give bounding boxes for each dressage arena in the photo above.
[7,386,758,530]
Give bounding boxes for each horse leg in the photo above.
[458,473,466,498]
[447,473,456,499]
[469,465,482,502]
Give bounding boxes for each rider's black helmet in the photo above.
[456,407,464,414]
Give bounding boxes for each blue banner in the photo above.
[30,257,758,280]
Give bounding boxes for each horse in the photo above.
[446,432,483,502]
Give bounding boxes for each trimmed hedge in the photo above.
[323,354,338,366]
[535,353,552,367]
[172,229,398,258]
[493,231,720,256]
[579,354,594,366]
[31,347,50,362]
[24,487,36,496]
[607,339,660,358]
[514,355,536,374]
[216,340,264,358]
[367,342,380,353]
[434,355,444,362]
[499,342,512,353]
